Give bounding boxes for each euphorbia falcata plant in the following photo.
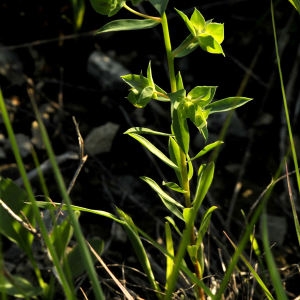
[89,0,252,298]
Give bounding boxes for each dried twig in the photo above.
[0,198,39,236]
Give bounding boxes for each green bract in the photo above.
[174,8,225,57]
[121,63,168,108]
[89,0,125,16]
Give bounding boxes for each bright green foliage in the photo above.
[174,8,225,57]
[288,0,300,13]
[97,18,160,33]
[89,1,252,298]
[121,63,168,107]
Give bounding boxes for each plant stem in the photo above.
[160,12,176,93]
[161,12,204,299]
[123,3,161,22]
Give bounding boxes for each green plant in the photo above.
[3,0,299,299]
[88,0,252,298]
[0,88,105,299]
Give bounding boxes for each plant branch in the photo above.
[123,3,161,22]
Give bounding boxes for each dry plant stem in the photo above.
[66,116,88,195]
[0,198,39,236]
[87,241,134,300]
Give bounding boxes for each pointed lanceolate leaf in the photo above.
[116,208,161,293]
[196,205,218,246]
[141,177,184,220]
[171,108,190,155]
[193,162,215,211]
[162,181,186,194]
[190,140,224,161]
[124,127,171,136]
[169,136,183,186]
[97,18,160,34]
[126,132,178,170]
[206,97,252,114]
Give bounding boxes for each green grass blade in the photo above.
[27,88,105,299]
[261,211,288,300]
[0,90,76,299]
[164,222,174,292]
[271,0,300,193]
[224,232,275,300]
[285,162,300,245]
[116,208,162,298]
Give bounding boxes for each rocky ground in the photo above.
[0,0,300,298]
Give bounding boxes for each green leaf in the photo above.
[176,72,184,90]
[141,176,184,220]
[187,86,217,105]
[193,163,215,211]
[165,221,174,291]
[127,85,153,108]
[89,0,125,16]
[116,208,161,293]
[190,8,206,35]
[0,178,35,255]
[124,127,171,136]
[198,34,224,55]
[196,205,218,246]
[0,274,42,298]
[126,132,179,170]
[187,157,194,181]
[49,210,80,261]
[190,140,224,161]
[190,105,209,138]
[289,0,300,13]
[165,216,182,236]
[122,73,168,104]
[149,0,169,15]
[206,22,224,44]
[171,109,190,154]
[175,8,196,36]
[206,97,252,114]
[65,237,104,279]
[168,136,183,186]
[173,34,199,58]
[162,181,186,193]
[187,244,198,264]
[147,61,155,91]
[97,18,160,33]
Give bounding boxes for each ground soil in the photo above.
[0,0,300,299]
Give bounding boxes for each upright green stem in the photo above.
[161,12,204,299]
[161,12,176,93]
